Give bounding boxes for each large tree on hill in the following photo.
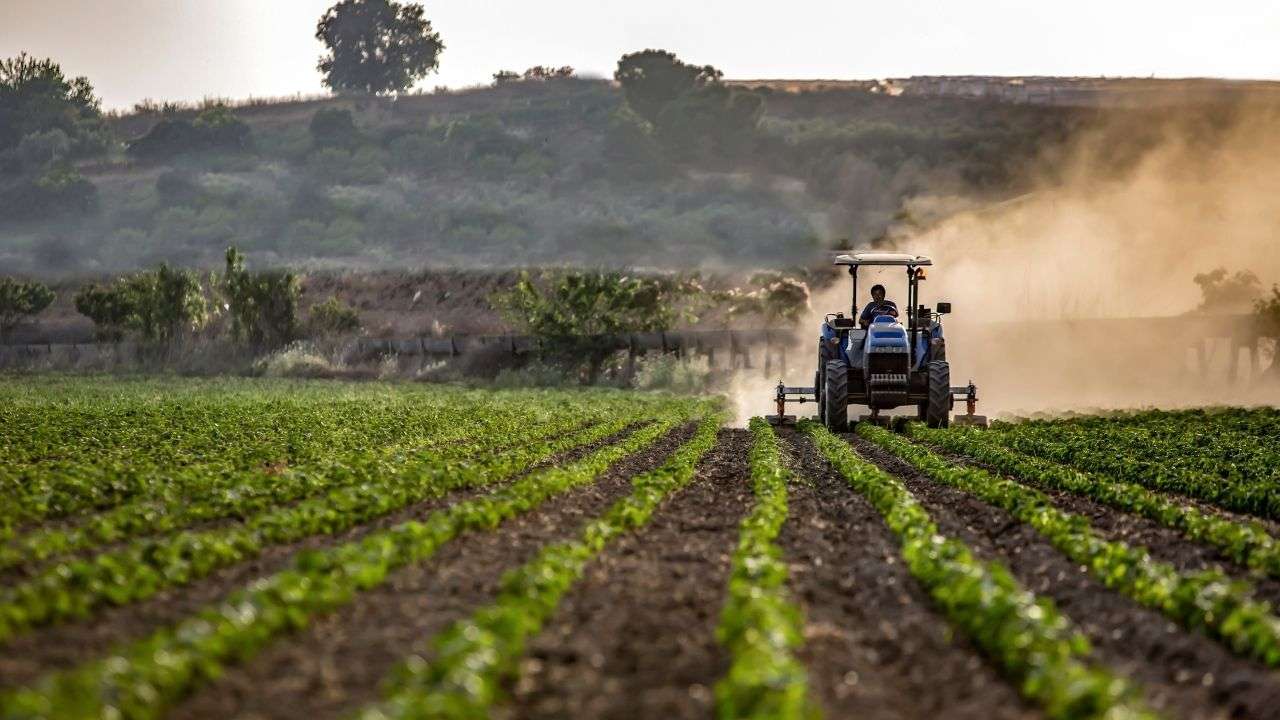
[613,50,722,126]
[0,52,105,156]
[315,0,444,95]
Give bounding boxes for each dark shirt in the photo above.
[859,300,898,327]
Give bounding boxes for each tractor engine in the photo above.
[861,316,910,408]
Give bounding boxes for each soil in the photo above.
[0,424,637,691]
[850,434,1280,720]
[779,431,1038,720]
[502,428,752,720]
[166,422,697,720]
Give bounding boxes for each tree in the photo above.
[614,50,721,126]
[73,266,207,343]
[0,277,55,338]
[315,0,444,95]
[493,270,689,382]
[0,52,106,156]
[222,247,299,349]
[1194,268,1261,313]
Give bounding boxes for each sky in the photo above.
[3,0,1279,110]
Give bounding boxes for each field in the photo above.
[3,379,1280,719]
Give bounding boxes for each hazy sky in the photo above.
[3,0,1278,110]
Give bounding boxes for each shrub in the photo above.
[0,165,98,221]
[308,295,361,336]
[221,246,299,349]
[127,105,252,162]
[309,108,360,148]
[73,265,207,343]
[0,277,55,338]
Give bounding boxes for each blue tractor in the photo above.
[768,252,986,430]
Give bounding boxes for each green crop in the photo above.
[351,413,723,720]
[861,423,1280,667]
[911,424,1280,578]
[0,402,715,720]
[713,419,816,720]
[806,422,1154,720]
[991,411,1280,520]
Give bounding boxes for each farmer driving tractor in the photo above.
[858,283,899,329]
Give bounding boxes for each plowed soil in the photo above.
[503,429,752,720]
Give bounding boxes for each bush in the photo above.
[0,165,98,221]
[633,353,710,393]
[0,277,55,338]
[73,264,207,343]
[127,105,252,162]
[308,295,361,335]
[15,129,71,170]
[221,246,299,349]
[309,108,360,148]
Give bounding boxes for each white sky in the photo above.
[2,0,1278,110]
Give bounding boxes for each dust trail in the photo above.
[741,97,1280,421]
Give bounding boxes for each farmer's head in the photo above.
[871,284,886,302]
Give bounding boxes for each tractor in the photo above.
[767,252,986,430]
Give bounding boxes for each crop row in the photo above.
[992,417,1280,519]
[0,386,519,535]
[0,397,683,644]
[352,414,723,719]
[1001,407,1280,441]
[911,424,1280,578]
[803,422,1152,719]
[0,406,712,719]
[0,399,608,573]
[861,423,1280,666]
[712,419,814,719]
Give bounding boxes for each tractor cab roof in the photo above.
[833,252,932,267]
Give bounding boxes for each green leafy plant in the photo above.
[714,420,816,719]
[805,421,1153,720]
[0,277,54,338]
[352,413,722,719]
[861,422,1280,667]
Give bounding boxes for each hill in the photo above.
[0,75,1106,277]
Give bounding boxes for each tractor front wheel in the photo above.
[823,359,849,432]
[926,360,951,429]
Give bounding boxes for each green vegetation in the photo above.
[0,379,712,719]
[714,420,814,719]
[860,422,1280,666]
[316,0,444,95]
[990,409,1280,519]
[222,246,300,348]
[804,421,1153,719]
[73,263,207,343]
[307,295,361,335]
[352,413,722,719]
[912,422,1280,578]
[0,277,54,338]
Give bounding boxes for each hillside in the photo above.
[0,76,1099,277]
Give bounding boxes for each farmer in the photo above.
[858,284,899,328]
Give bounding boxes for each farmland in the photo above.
[2,379,1280,719]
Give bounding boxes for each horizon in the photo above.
[3,0,1278,110]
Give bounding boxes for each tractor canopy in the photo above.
[833,252,932,267]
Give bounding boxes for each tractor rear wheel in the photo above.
[823,359,849,432]
[815,339,834,410]
[926,360,951,429]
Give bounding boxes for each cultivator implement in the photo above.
[765,379,987,428]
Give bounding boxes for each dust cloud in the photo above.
[736,97,1280,423]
